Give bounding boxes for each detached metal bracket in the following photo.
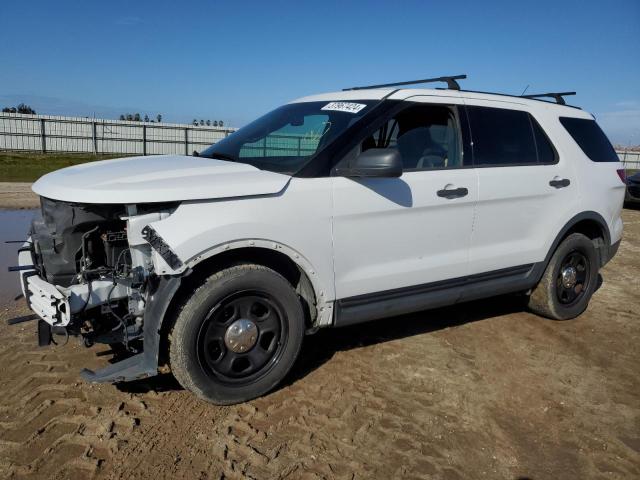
[80,353,156,383]
[6,314,37,325]
[141,225,183,270]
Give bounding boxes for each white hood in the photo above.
[32,155,291,204]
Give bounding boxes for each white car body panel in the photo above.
[579,160,625,244]
[332,169,478,298]
[148,177,336,321]
[543,112,625,244]
[32,155,291,204]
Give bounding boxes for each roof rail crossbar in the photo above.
[343,74,467,91]
[521,91,576,105]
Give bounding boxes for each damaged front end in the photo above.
[17,197,183,382]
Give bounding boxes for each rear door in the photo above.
[331,96,478,300]
[462,100,579,275]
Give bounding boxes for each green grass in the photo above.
[0,152,128,182]
[1,151,637,184]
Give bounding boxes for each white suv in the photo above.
[16,76,626,404]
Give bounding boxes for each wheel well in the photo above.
[563,218,605,241]
[157,247,318,367]
[188,248,317,309]
[558,217,609,266]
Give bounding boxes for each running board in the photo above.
[80,354,156,383]
[334,263,540,327]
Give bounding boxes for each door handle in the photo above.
[549,178,570,188]
[437,187,468,199]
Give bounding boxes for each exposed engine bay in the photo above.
[24,197,179,351]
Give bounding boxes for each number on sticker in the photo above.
[321,102,367,114]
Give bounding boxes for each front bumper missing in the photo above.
[26,275,71,326]
[14,238,183,383]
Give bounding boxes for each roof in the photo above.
[291,88,591,118]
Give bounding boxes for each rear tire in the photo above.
[169,264,305,405]
[528,233,599,320]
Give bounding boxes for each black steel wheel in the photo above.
[170,264,305,405]
[528,233,599,320]
[197,291,287,384]
[555,251,590,306]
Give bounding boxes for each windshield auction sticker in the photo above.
[321,102,367,114]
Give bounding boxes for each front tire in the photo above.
[169,264,305,405]
[528,233,599,320]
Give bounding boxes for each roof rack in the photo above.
[521,91,576,105]
[343,74,466,91]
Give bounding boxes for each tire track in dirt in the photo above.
[106,333,476,479]
[0,309,157,479]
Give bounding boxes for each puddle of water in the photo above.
[0,209,37,303]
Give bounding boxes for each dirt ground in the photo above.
[0,183,39,209]
[0,207,638,479]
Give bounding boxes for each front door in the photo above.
[331,97,478,300]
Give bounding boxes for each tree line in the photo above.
[192,119,224,127]
[2,104,226,128]
[119,113,163,123]
[118,114,224,127]
[2,103,36,114]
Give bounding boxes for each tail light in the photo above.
[617,169,626,184]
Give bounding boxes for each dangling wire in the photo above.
[107,282,131,352]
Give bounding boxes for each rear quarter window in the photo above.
[559,117,619,162]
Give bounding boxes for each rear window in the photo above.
[559,117,619,162]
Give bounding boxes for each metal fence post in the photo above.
[184,128,189,155]
[92,121,98,154]
[142,124,147,156]
[40,118,46,153]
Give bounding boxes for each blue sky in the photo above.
[1,0,639,144]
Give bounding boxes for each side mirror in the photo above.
[347,148,402,178]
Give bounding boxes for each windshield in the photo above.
[200,100,375,174]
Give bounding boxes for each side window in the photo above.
[360,104,463,171]
[530,117,557,164]
[466,106,537,166]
